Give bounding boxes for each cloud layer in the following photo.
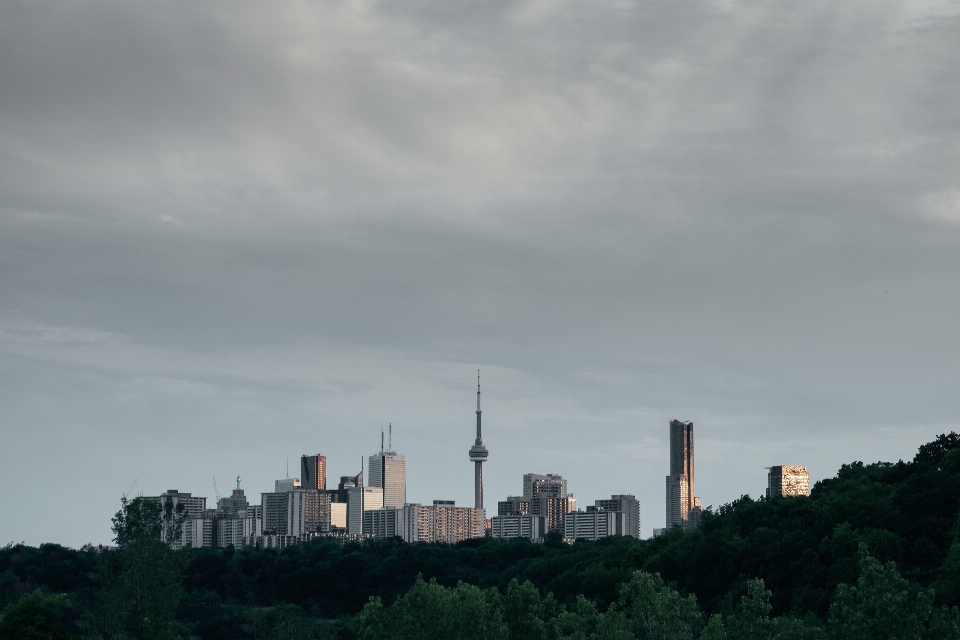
[2,0,959,546]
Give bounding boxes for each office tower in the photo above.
[766,466,810,498]
[330,502,347,529]
[666,419,700,530]
[347,486,383,535]
[275,478,301,493]
[468,372,489,510]
[301,455,327,491]
[215,477,262,548]
[369,424,407,508]
[592,494,641,539]
[337,473,362,503]
[217,476,249,517]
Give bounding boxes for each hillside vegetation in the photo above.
[4,434,960,639]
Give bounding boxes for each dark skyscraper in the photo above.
[301,454,327,491]
[666,419,700,530]
[468,371,488,510]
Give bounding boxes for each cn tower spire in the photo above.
[476,370,482,442]
[468,369,489,510]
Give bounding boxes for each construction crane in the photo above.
[213,477,221,504]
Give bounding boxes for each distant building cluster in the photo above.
[141,375,810,547]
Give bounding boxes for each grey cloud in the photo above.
[2,0,959,546]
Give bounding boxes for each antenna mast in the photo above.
[389,422,393,452]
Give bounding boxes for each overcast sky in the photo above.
[2,0,960,547]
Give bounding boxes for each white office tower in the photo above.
[369,424,407,508]
[347,486,383,535]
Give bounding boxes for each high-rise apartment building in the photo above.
[261,489,333,536]
[766,466,810,498]
[523,473,567,500]
[490,514,545,541]
[516,472,576,533]
[666,419,700,530]
[363,506,402,539]
[535,495,577,533]
[369,425,407,508]
[262,491,292,535]
[564,509,629,541]
[498,496,530,516]
[593,494,641,539]
[143,490,207,550]
[396,501,485,543]
[301,455,327,491]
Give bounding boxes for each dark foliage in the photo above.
[4,432,960,639]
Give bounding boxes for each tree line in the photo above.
[4,433,960,638]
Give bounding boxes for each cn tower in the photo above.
[468,371,488,510]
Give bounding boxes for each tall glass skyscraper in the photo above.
[300,454,327,491]
[666,419,700,530]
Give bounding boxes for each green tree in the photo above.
[553,595,632,640]
[102,496,188,640]
[720,579,801,640]
[616,571,699,640]
[0,589,77,640]
[358,575,507,640]
[502,579,561,640]
[825,545,932,640]
[256,604,332,640]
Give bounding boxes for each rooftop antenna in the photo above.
[381,428,384,455]
[286,457,289,478]
[388,422,393,452]
[123,478,138,500]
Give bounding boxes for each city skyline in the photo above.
[3,0,959,548]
